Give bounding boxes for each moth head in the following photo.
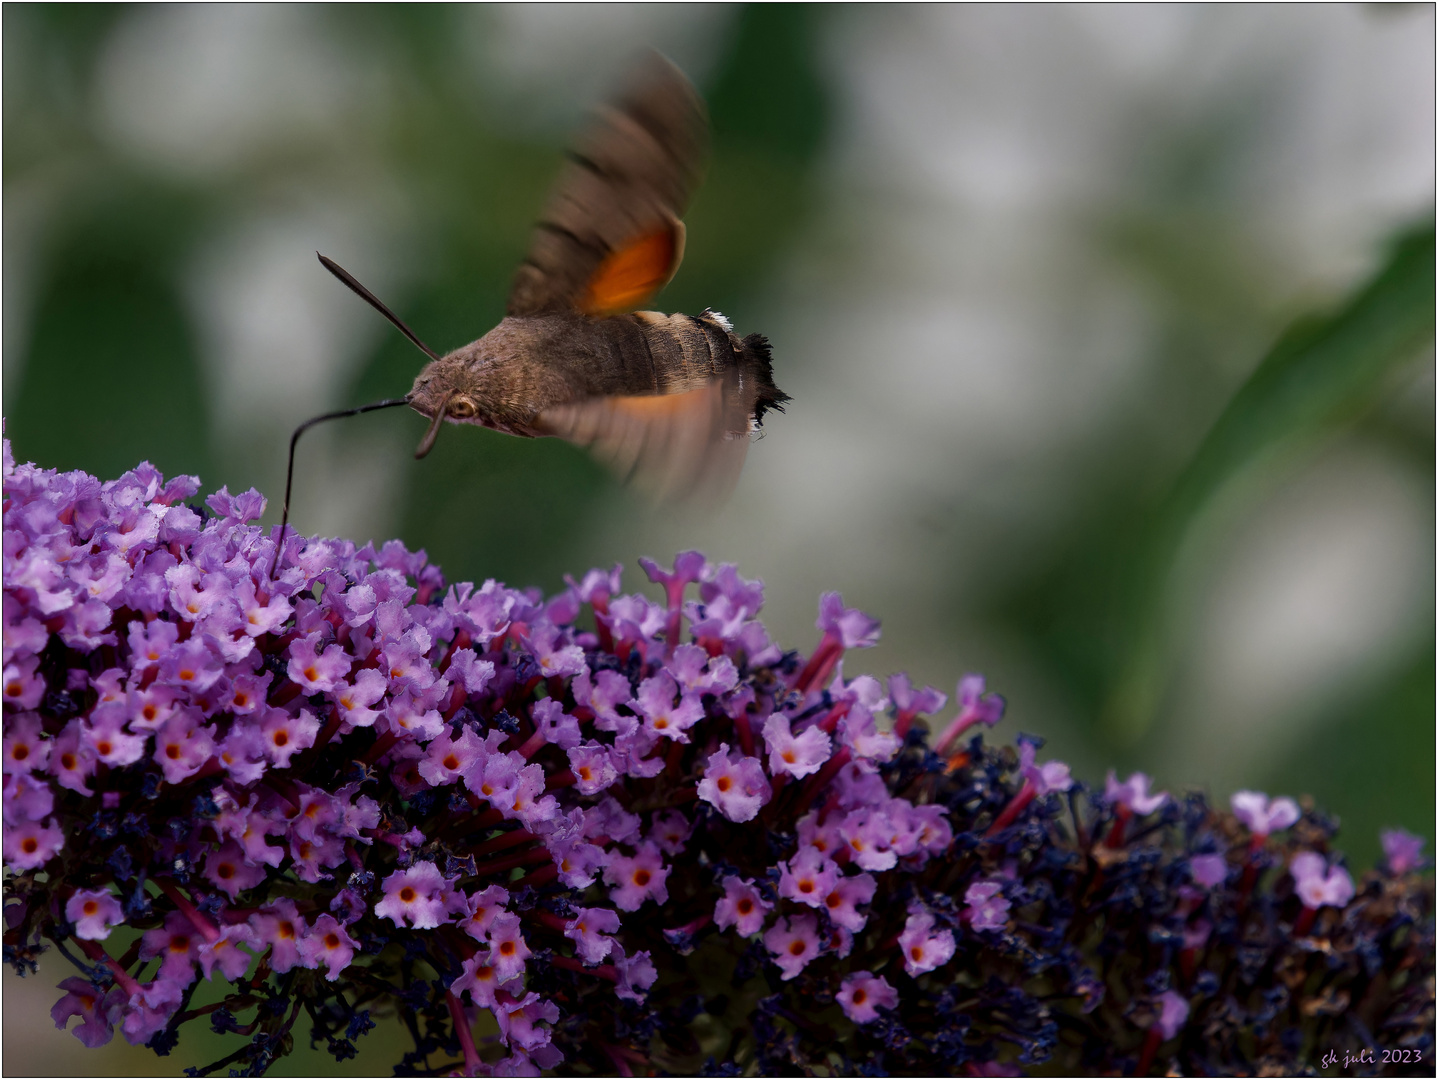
[408,358,486,458]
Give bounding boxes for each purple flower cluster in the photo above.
[3,443,1433,1077]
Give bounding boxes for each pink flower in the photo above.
[613,946,658,1003]
[778,847,840,909]
[3,712,50,774]
[197,924,258,981]
[763,914,822,980]
[1018,741,1072,796]
[495,990,560,1052]
[418,728,486,787]
[250,899,307,973]
[821,872,877,933]
[453,955,507,1010]
[838,808,898,872]
[761,714,832,778]
[836,971,898,1024]
[202,841,268,900]
[930,673,1006,754]
[714,876,771,937]
[455,884,510,942]
[817,593,881,650]
[3,771,53,826]
[697,743,771,823]
[1231,790,1300,837]
[298,914,356,980]
[1290,852,1355,910]
[604,842,670,912]
[140,910,200,983]
[152,711,215,785]
[375,861,449,929]
[82,709,147,767]
[564,906,621,964]
[963,879,1011,932]
[1154,990,1190,1040]
[1105,771,1169,816]
[2,655,46,710]
[486,912,532,982]
[1188,853,1228,889]
[259,707,320,768]
[1381,829,1425,875]
[647,808,693,856]
[3,816,64,870]
[331,668,389,730]
[46,721,95,796]
[65,888,124,940]
[51,976,114,1047]
[629,672,705,743]
[898,911,956,976]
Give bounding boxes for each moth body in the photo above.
[304,55,786,504]
[410,310,785,445]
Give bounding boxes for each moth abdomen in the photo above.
[738,331,788,425]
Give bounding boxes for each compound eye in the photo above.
[449,398,476,419]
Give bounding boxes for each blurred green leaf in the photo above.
[1105,223,1436,740]
[1259,635,1435,871]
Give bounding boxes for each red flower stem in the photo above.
[792,634,841,694]
[360,730,401,767]
[816,701,850,734]
[546,770,577,791]
[1136,1027,1162,1076]
[442,684,468,721]
[294,708,341,778]
[532,910,569,934]
[269,680,304,709]
[470,829,537,858]
[591,595,614,652]
[474,847,551,877]
[516,729,546,759]
[447,991,482,1076]
[513,863,559,889]
[438,631,471,674]
[1105,807,1131,848]
[667,912,712,937]
[76,939,144,997]
[1293,906,1317,936]
[795,748,851,815]
[155,878,221,943]
[609,1043,651,1066]
[893,709,917,739]
[985,781,1037,837]
[932,709,981,756]
[733,709,755,757]
[602,1044,635,1077]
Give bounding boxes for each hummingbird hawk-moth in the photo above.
[276,55,788,553]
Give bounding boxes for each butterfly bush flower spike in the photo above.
[1,442,1430,1077]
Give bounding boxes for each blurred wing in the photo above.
[536,375,751,503]
[507,54,708,318]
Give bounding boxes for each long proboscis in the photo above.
[270,398,411,581]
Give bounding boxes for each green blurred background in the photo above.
[3,4,1433,1075]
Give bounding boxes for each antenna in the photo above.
[317,253,443,363]
[270,397,411,581]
